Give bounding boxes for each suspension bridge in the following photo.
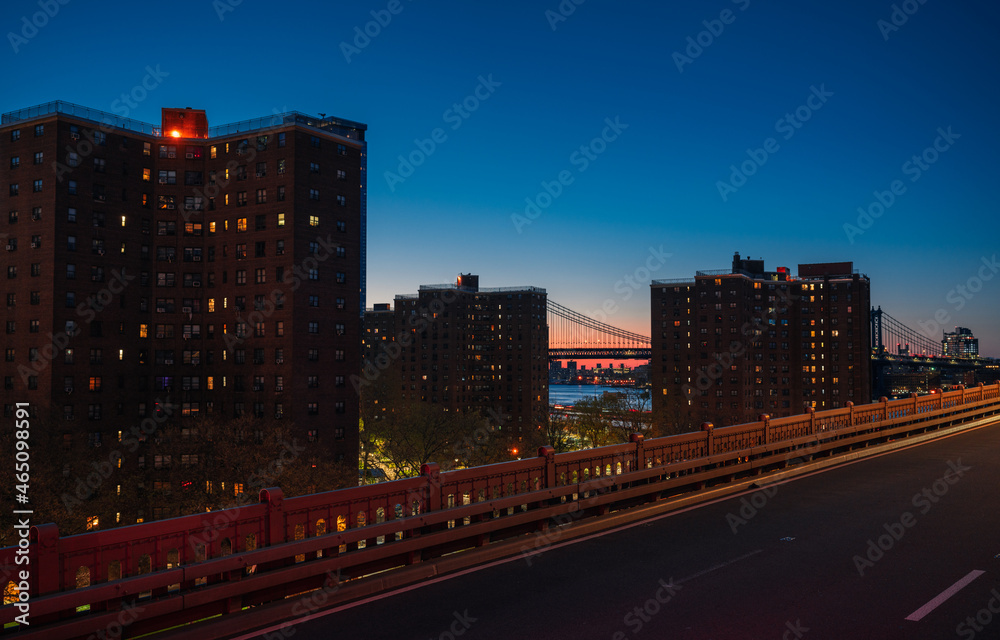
[545,302,990,372]
[547,300,651,360]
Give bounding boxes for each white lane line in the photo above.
[677,549,763,585]
[905,570,985,622]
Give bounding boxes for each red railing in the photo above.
[2,383,999,639]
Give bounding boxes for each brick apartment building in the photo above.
[363,274,548,447]
[651,252,871,431]
[1,101,364,465]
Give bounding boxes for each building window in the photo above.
[34,124,44,137]
[308,321,318,334]
[309,215,319,227]
[309,189,319,201]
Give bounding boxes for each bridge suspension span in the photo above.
[548,300,651,360]
[871,306,941,357]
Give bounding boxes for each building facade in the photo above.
[651,253,871,431]
[1,101,364,465]
[942,327,979,358]
[363,274,548,447]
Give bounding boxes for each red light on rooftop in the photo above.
[161,107,209,139]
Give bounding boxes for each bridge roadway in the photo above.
[243,422,1000,640]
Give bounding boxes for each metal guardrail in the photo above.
[2,383,998,639]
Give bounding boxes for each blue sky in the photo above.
[3,0,998,354]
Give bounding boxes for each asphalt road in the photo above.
[245,421,1000,640]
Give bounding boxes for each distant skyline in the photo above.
[3,0,998,354]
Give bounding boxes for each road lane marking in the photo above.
[677,549,763,585]
[905,569,985,622]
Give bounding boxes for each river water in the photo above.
[549,384,628,406]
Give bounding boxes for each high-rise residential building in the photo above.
[1,101,364,464]
[363,274,548,446]
[942,327,979,358]
[651,252,871,431]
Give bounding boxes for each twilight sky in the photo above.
[3,0,998,354]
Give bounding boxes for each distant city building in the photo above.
[651,252,872,431]
[942,327,979,358]
[0,101,365,473]
[363,274,548,446]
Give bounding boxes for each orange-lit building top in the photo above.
[161,107,209,139]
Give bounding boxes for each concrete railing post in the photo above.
[701,422,714,457]
[538,445,556,489]
[759,413,771,445]
[30,523,60,595]
[846,401,855,427]
[260,487,285,547]
[630,433,645,470]
[421,463,441,513]
[808,407,816,434]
